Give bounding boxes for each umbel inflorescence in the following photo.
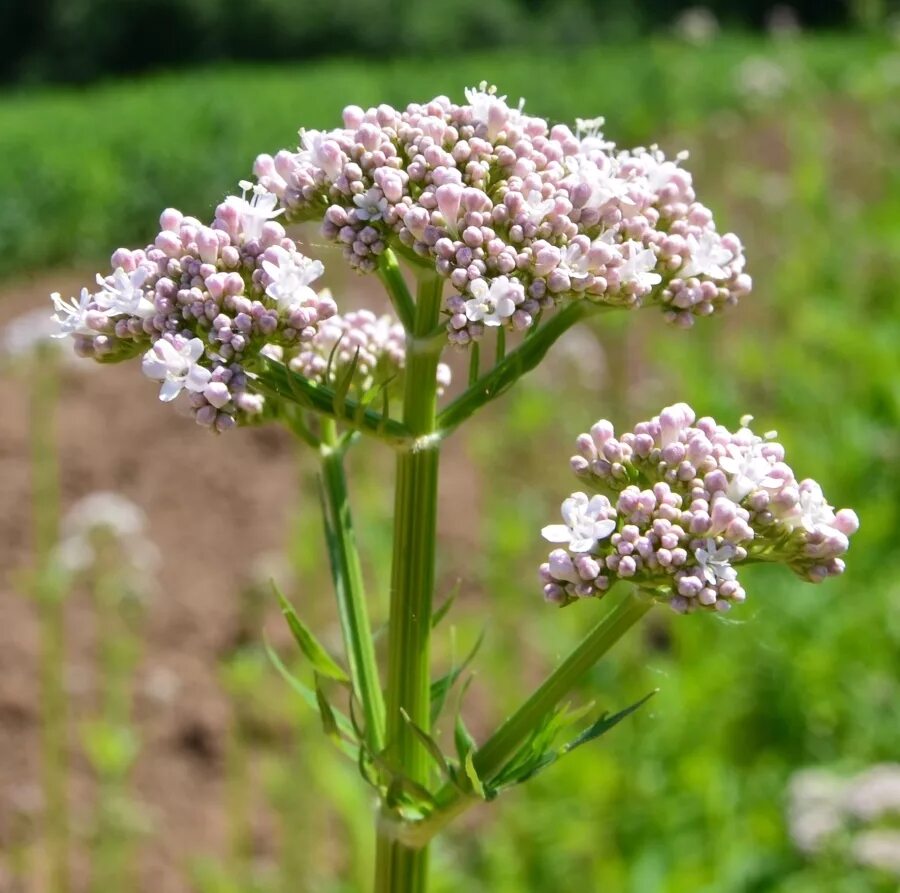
[540,403,859,612]
[49,85,749,428]
[255,83,750,342]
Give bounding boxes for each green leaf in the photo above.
[272,582,350,683]
[430,628,485,724]
[463,750,489,800]
[314,673,342,743]
[431,582,460,629]
[400,709,454,783]
[264,642,357,753]
[563,690,657,754]
[332,347,361,418]
[454,712,477,766]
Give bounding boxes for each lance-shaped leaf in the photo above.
[430,628,485,724]
[264,642,358,758]
[490,690,656,790]
[400,709,454,784]
[273,582,350,683]
[431,582,461,630]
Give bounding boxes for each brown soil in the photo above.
[0,269,483,893]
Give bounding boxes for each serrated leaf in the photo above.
[273,582,349,683]
[400,709,453,783]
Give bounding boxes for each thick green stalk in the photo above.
[421,588,653,838]
[374,273,444,893]
[319,419,386,754]
[31,347,69,893]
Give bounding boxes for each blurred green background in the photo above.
[1,3,900,892]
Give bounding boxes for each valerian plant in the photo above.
[50,84,857,893]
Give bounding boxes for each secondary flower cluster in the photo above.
[789,765,900,876]
[253,84,751,344]
[284,309,451,396]
[540,403,858,612]
[50,186,337,430]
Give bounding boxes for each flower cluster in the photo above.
[789,765,900,875]
[540,403,858,612]
[285,309,451,395]
[50,185,337,431]
[55,491,159,586]
[253,84,751,344]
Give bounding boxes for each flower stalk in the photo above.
[318,419,386,754]
[375,272,444,893]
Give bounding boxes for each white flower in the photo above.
[225,182,283,242]
[50,288,96,338]
[464,81,523,141]
[575,116,614,153]
[522,189,556,225]
[720,446,782,501]
[542,492,617,553]
[96,266,154,319]
[262,246,325,312]
[298,129,343,180]
[464,277,521,326]
[694,538,738,584]
[352,187,389,221]
[567,156,635,210]
[796,482,836,533]
[680,231,734,279]
[141,337,211,402]
[619,241,662,291]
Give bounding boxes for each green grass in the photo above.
[5,31,900,893]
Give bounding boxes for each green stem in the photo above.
[31,347,70,893]
[424,588,653,837]
[437,301,611,435]
[319,419,386,754]
[376,249,416,331]
[374,273,444,893]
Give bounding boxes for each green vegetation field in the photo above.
[3,33,900,892]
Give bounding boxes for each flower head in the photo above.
[540,404,857,610]
[50,194,337,431]
[252,86,751,344]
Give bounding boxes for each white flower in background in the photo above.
[262,246,325,311]
[464,277,520,326]
[694,538,738,584]
[50,288,96,338]
[96,266,154,319]
[224,181,283,241]
[619,241,662,291]
[352,187,389,221]
[542,492,617,553]
[2,309,61,359]
[56,491,159,580]
[673,6,719,44]
[141,336,211,402]
[680,231,734,279]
